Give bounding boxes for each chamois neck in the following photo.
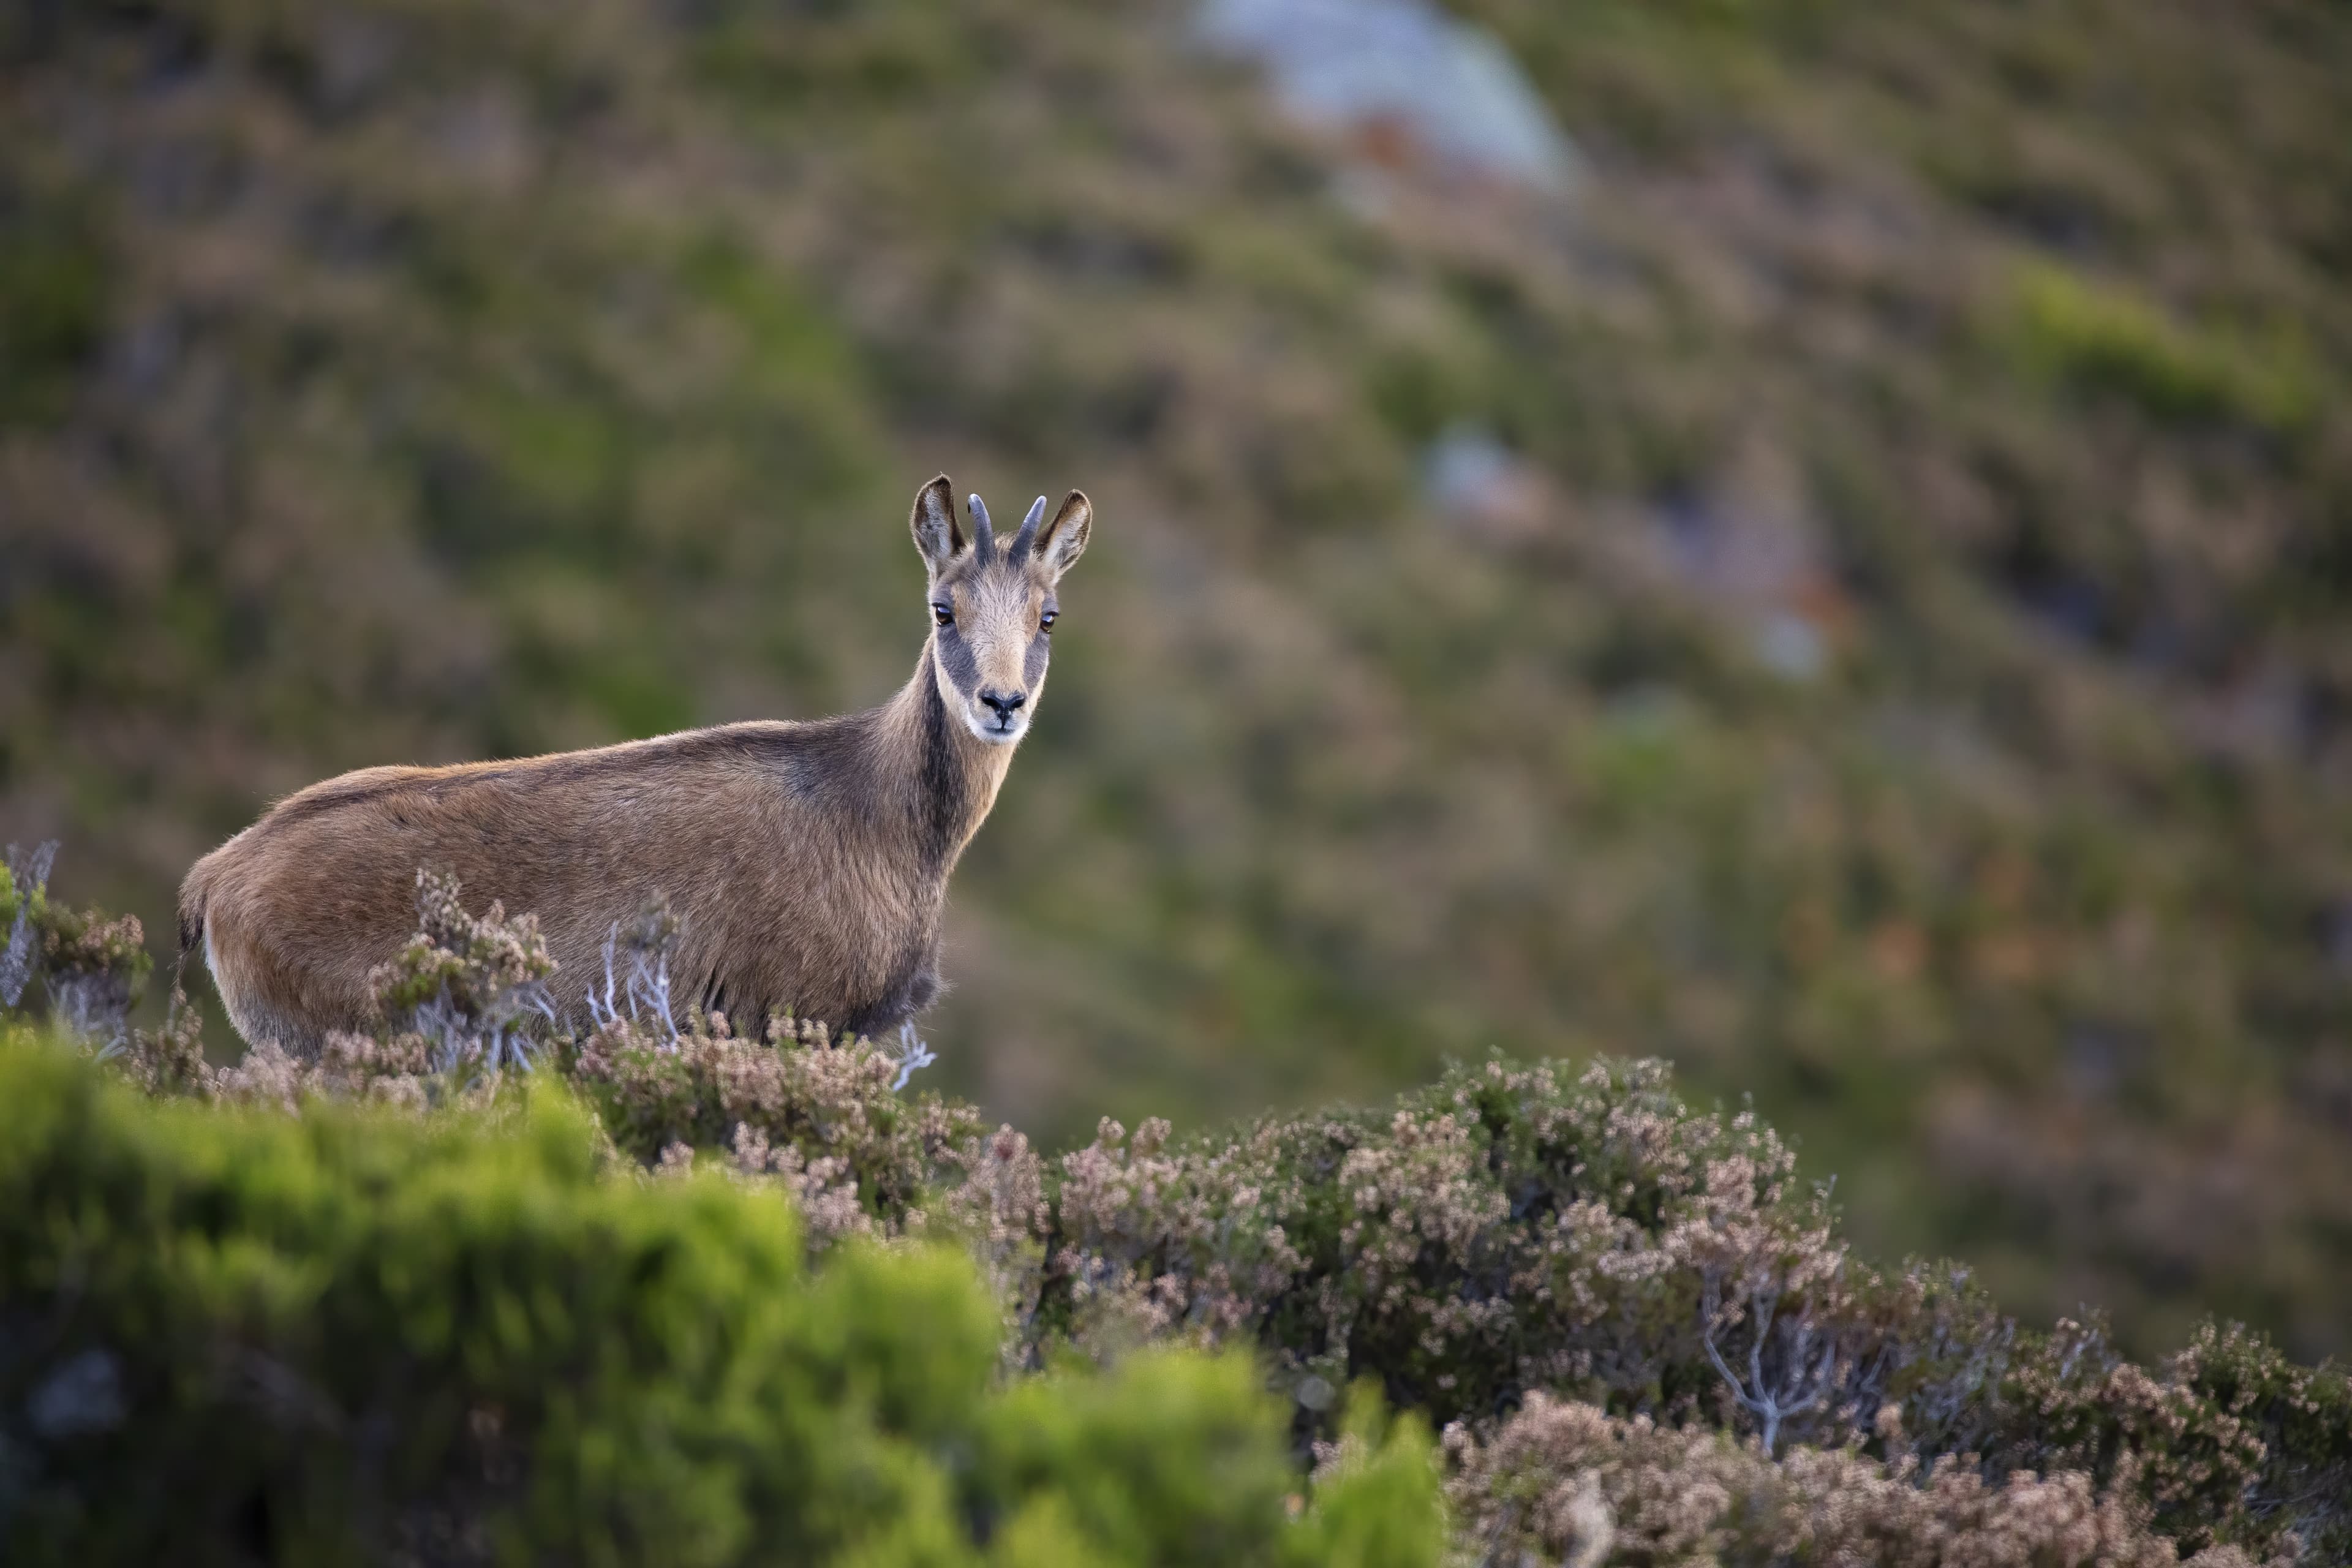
[872,638,1014,873]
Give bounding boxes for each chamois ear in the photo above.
[910,475,963,574]
[1038,490,1092,580]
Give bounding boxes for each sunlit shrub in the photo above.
[0,1032,1439,1566]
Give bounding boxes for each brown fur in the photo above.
[181,477,1093,1053]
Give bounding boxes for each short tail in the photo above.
[176,864,209,989]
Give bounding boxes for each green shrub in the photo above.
[0,1031,1441,1566]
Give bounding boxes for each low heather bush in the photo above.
[1447,1392,2275,1568]
[372,868,557,1076]
[1023,1060,2350,1561]
[1033,1058,1958,1432]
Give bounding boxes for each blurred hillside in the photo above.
[4,0,2350,1360]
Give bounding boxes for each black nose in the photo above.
[979,688,1027,720]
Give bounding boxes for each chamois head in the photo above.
[910,475,1092,745]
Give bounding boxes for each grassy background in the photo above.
[4,0,2350,1360]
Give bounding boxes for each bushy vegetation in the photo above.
[7,868,2346,1563]
[0,1025,1442,1567]
[1448,1389,2273,1568]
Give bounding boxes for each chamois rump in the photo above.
[180,476,1092,1054]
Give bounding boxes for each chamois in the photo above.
[180,476,1092,1054]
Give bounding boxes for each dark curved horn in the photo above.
[1009,496,1047,565]
[967,493,995,561]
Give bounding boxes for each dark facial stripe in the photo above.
[933,622,982,696]
[1023,632,1050,690]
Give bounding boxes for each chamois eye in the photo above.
[1040,609,1058,633]
[932,603,954,628]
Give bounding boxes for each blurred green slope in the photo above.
[3,0,2350,1359]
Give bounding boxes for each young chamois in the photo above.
[181,476,1091,1054]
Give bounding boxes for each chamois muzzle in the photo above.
[978,688,1027,731]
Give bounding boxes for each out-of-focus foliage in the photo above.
[4,0,2351,1366]
[0,1027,1444,1567]
[8,873,2346,1564]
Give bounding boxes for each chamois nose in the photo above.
[978,688,1027,722]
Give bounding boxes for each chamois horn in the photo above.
[967,492,995,561]
[1008,496,1048,564]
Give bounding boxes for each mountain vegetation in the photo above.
[5,866,2348,1564]
[4,0,2350,1376]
